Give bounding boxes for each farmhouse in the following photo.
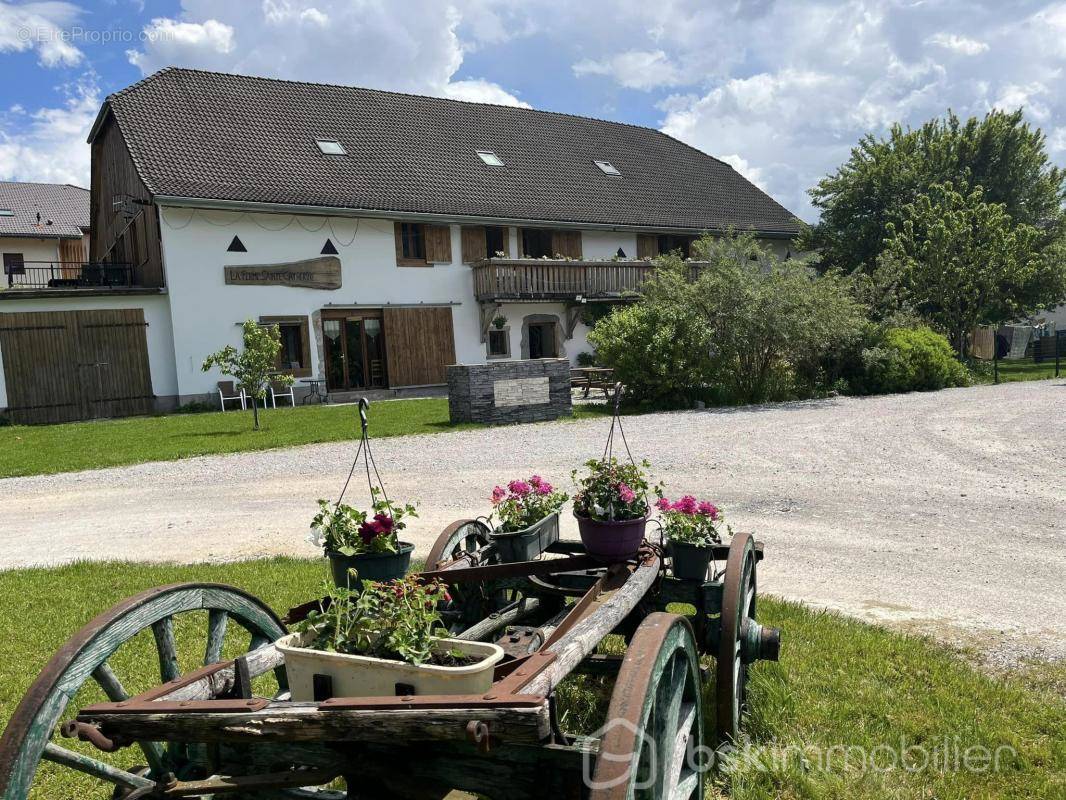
[0,68,800,424]
[0,181,90,282]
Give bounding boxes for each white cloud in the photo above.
[126,0,522,106]
[443,79,530,108]
[0,0,84,66]
[992,82,1050,120]
[573,50,683,90]
[0,78,99,184]
[926,32,989,56]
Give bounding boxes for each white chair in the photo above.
[217,381,246,411]
[270,379,296,408]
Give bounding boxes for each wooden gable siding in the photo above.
[90,112,165,287]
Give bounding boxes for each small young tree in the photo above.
[202,319,293,430]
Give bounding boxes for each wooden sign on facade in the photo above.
[224,256,341,290]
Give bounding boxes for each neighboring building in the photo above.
[0,181,90,287]
[0,68,800,424]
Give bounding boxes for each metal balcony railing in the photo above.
[3,262,135,290]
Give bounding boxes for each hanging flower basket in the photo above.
[486,476,568,562]
[305,398,418,589]
[575,513,648,562]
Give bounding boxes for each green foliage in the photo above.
[202,319,294,430]
[884,182,1062,354]
[859,326,970,394]
[587,286,712,405]
[805,109,1066,274]
[172,400,216,415]
[591,234,867,405]
[572,457,659,521]
[656,495,725,547]
[575,350,597,367]
[296,575,447,666]
[308,487,417,556]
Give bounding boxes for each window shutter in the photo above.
[636,234,658,259]
[551,230,583,259]
[461,226,487,264]
[425,225,453,263]
[393,222,406,264]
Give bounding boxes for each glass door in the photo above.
[322,312,388,391]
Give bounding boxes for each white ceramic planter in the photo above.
[276,631,505,701]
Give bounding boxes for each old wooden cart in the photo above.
[0,523,780,799]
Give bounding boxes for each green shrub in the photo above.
[860,326,970,393]
[575,351,597,367]
[173,400,216,415]
[588,301,712,405]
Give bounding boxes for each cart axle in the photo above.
[741,619,781,663]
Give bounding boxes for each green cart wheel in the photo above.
[590,613,705,800]
[716,531,759,744]
[0,583,287,800]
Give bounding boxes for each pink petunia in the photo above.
[529,475,543,487]
[673,495,698,515]
[373,513,394,532]
[655,497,672,511]
[491,485,507,505]
[617,483,636,504]
[697,501,719,520]
[508,480,532,497]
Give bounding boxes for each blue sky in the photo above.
[2,0,1065,221]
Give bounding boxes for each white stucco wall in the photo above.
[0,236,61,266]
[0,292,176,410]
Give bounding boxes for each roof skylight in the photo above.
[316,139,347,156]
[594,160,622,176]
[476,150,505,167]
[0,210,13,217]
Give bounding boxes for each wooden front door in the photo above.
[322,311,388,391]
[382,307,456,387]
[0,309,153,424]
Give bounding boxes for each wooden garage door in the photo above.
[0,309,153,424]
[382,307,456,387]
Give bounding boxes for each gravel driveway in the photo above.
[3,380,1064,662]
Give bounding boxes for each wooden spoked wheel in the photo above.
[0,583,287,800]
[425,518,494,569]
[716,531,758,744]
[426,519,519,635]
[590,613,705,800]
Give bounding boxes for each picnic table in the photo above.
[571,367,615,399]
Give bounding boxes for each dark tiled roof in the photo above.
[100,68,800,235]
[0,181,88,238]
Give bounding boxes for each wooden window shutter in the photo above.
[636,234,658,259]
[551,230,583,259]
[393,222,405,264]
[425,225,453,263]
[461,226,487,264]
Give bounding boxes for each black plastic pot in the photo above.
[668,540,715,581]
[328,542,414,590]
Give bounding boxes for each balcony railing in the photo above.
[472,258,710,301]
[3,262,135,291]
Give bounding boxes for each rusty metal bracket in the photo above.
[81,698,269,715]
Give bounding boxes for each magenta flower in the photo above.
[655,497,672,512]
[536,481,554,495]
[508,480,532,497]
[491,485,507,505]
[697,501,719,520]
[673,495,698,515]
[529,475,543,487]
[617,483,636,504]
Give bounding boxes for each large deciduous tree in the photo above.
[883,183,1061,356]
[804,109,1066,274]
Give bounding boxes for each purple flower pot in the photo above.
[575,514,648,562]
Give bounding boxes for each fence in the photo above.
[993,329,1062,382]
[3,262,134,290]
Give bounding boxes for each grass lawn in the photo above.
[991,360,1062,383]
[0,399,608,479]
[0,559,1061,799]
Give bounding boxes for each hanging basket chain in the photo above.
[335,398,392,513]
[599,382,650,509]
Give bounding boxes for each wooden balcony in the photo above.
[472,258,713,302]
[472,259,659,301]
